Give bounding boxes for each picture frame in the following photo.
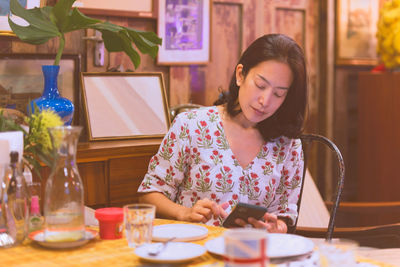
[0,0,45,36]
[72,0,156,18]
[0,53,81,124]
[157,0,211,65]
[80,72,170,141]
[336,0,379,65]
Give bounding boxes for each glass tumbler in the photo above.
[123,204,155,248]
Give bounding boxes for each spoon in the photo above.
[147,237,176,256]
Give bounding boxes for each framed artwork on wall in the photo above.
[0,54,81,123]
[0,0,44,36]
[72,0,156,18]
[157,0,211,65]
[336,0,379,65]
[80,72,170,141]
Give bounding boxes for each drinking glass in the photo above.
[123,204,155,248]
[317,239,359,267]
[223,228,269,267]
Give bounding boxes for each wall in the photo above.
[1,0,324,191]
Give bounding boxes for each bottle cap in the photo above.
[31,195,40,214]
[95,207,123,222]
[10,151,18,164]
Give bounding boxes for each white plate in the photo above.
[152,224,208,242]
[205,233,314,259]
[135,242,206,263]
[29,229,97,249]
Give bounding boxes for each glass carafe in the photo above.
[44,126,84,242]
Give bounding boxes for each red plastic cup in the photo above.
[95,207,124,240]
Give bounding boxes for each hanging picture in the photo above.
[72,0,155,18]
[157,0,211,65]
[336,0,379,65]
[0,0,44,35]
[0,53,81,122]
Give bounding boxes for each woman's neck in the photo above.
[219,105,257,129]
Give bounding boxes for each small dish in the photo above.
[135,242,206,263]
[152,224,208,242]
[29,229,98,249]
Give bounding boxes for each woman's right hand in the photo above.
[178,198,229,223]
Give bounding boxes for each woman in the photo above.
[138,34,307,233]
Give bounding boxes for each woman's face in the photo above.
[236,60,293,126]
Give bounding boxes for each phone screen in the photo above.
[222,202,268,228]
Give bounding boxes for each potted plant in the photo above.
[8,0,162,124]
[0,107,64,177]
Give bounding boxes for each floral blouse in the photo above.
[138,106,304,226]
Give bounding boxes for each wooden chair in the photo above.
[295,134,400,248]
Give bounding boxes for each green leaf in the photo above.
[58,8,100,33]
[8,18,57,44]
[126,29,159,58]
[51,0,76,30]
[134,29,162,45]
[99,29,141,68]
[91,21,122,32]
[10,0,59,35]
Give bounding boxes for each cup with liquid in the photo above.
[123,204,155,248]
[317,239,359,266]
[223,228,269,267]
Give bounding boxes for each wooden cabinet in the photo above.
[38,139,162,208]
[76,139,162,208]
[357,72,400,202]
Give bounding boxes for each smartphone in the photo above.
[222,202,268,228]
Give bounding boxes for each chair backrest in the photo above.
[297,169,330,228]
[169,104,204,122]
[294,134,346,240]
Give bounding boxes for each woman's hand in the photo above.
[178,199,229,223]
[235,213,288,233]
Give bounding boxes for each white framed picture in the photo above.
[80,72,170,141]
[157,0,211,65]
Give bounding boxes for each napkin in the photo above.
[0,131,23,163]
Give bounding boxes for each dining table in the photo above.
[0,218,399,267]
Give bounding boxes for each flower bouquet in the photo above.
[0,107,64,177]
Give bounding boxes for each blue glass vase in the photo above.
[29,65,74,125]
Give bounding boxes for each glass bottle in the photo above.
[28,195,43,233]
[0,151,30,247]
[44,126,84,242]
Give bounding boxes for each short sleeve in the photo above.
[137,113,191,202]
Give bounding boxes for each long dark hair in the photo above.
[214,34,308,141]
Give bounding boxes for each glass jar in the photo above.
[44,126,84,242]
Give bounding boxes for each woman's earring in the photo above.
[236,80,241,86]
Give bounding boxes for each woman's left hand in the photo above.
[235,213,287,233]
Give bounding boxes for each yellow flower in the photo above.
[27,109,63,152]
[377,1,400,69]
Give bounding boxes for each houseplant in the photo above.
[0,107,64,177]
[8,0,162,124]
